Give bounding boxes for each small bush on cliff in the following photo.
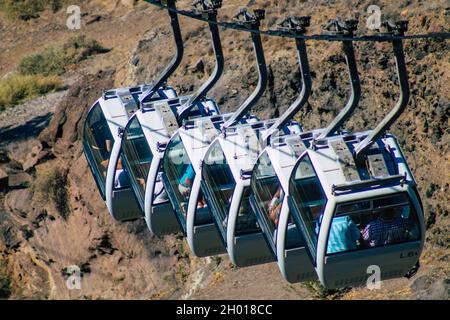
[32,165,70,220]
[302,280,351,300]
[0,74,62,109]
[19,35,109,76]
[0,35,106,109]
[0,0,64,20]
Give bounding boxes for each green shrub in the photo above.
[49,0,63,13]
[302,280,351,300]
[0,35,106,109]
[0,0,45,20]
[18,47,66,77]
[0,74,63,109]
[32,165,70,220]
[19,35,109,77]
[0,0,64,20]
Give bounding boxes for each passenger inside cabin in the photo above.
[135,176,168,204]
[98,138,113,170]
[178,165,195,196]
[114,158,130,189]
[178,165,207,209]
[320,214,361,254]
[268,188,284,227]
[362,207,415,247]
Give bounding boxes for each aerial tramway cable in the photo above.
[145,0,450,42]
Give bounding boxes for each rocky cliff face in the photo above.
[0,0,448,300]
[0,69,218,299]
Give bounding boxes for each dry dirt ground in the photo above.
[0,0,448,300]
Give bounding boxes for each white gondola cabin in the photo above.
[288,132,424,289]
[250,131,323,282]
[161,8,275,257]
[162,113,259,256]
[83,85,176,220]
[201,119,302,267]
[250,18,362,283]
[107,0,226,229]
[287,20,425,289]
[85,0,184,221]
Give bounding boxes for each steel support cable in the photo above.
[145,0,450,42]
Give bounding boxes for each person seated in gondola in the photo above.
[178,165,207,209]
[154,180,169,204]
[317,214,361,254]
[114,158,130,189]
[268,188,284,227]
[178,165,195,196]
[362,207,414,247]
[135,174,169,204]
[98,138,113,175]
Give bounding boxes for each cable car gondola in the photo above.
[288,21,425,289]
[195,8,308,267]
[85,0,188,221]
[160,8,269,257]
[83,82,176,220]
[102,0,186,222]
[201,118,302,266]
[118,0,226,236]
[162,113,260,256]
[250,18,361,283]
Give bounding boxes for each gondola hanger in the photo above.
[316,19,361,139]
[144,0,450,42]
[177,0,225,122]
[222,8,268,129]
[140,0,184,104]
[261,16,312,145]
[354,20,410,163]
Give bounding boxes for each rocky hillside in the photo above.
[0,0,448,299]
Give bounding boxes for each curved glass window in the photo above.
[235,187,261,236]
[83,103,114,198]
[113,155,131,190]
[163,134,213,230]
[326,193,420,255]
[121,117,153,209]
[284,214,305,250]
[202,142,235,241]
[251,153,306,253]
[251,153,284,251]
[289,154,327,261]
[194,189,213,226]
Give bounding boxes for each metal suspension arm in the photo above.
[223,9,268,129]
[355,20,410,162]
[318,19,361,139]
[177,0,224,121]
[262,16,312,145]
[140,0,184,103]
